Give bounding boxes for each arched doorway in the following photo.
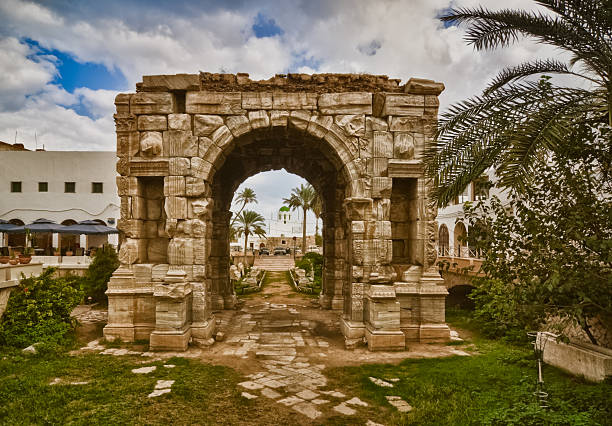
[454,222,467,257]
[105,72,449,351]
[438,224,449,256]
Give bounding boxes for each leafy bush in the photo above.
[82,245,119,303]
[0,269,83,348]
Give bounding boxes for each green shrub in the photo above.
[82,245,119,303]
[0,269,83,348]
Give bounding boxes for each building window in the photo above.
[38,182,48,192]
[92,182,103,193]
[65,182,76,193]
[10,182,22,193]
[472,176,490,201]
[281,240,286,245]
[457,187,469,204]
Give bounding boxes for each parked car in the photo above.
[274,246,287,255]
[259,247,270,255]
[306,245,322,254]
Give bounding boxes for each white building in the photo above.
[436,170,510,258]
[0,150,119,252]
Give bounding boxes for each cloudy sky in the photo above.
[0,0,553,231]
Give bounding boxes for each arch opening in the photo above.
[207,127,352,311]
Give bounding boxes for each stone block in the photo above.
[140,132,163,157]
[344,197,373,221]
[165,197,187,219]
[152,264,169,281]
[404,78,445,95]
[247,110,270,129]
[288,110,311,131]
[372,177,392,198]
[138,115,167,131]
[242,92,272,109]
[133,264,153,283]
[186,177,206,197]
[197,136,213,156]
[393,132,415,159]
[389,116,420,132]
[117,176,140,197]
[131,92,174,115]
[334,114,366,138]
[307,115,333,138]
[270,110,289,127]
[372,131,393,157]
[365,327,405,351]
[366,116,388,132]
[131,196,146,220]
[148,239,168,264]
[166,130,198,157]
[186,92,245,114]
[226,115,252,138]
[164,176,185,196]
[115,93,131,114]
[211,125,233,150]
[372,158,388,176]
[194,114,224,136]
[272,92,317,110]
[168,113,191,131]
[190,157,213,179]
[379,94,424,116]
[319,92,372,115]
[169,157,190,176]
[150,329,191,351]
[117,131,139,157]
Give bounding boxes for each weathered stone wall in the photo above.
[105,72,450,351]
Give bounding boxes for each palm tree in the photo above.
[230,188,257,228]
[283,183,316,254]
[425,0,611,206]
[311,192,322,241]
[234,210,266,265]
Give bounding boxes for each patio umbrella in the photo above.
[0,219,20,232]
[23,218,65,233]
[57,220,119,235]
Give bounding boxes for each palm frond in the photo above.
[483,59,592,95]
[425,83,596,206]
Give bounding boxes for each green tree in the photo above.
[0,269,83,348]
[82,245,119,303]
[230,187,257,228]
[464,124,611,344]
[425,0,612,206]
[283,183,316,254]
[234,210,266,265]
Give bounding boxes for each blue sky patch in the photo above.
[291,53,321,72]
[252,12,283,38]
[24,38,127,118]
[24,38,128,93]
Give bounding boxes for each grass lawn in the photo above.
[0,309,609,425]
[325,309,611,425]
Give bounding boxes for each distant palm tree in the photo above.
[234,210,266,265]
[425,0,612,206]
[311,192,322,241]
[283,184,316,254]
[230,188,257,228]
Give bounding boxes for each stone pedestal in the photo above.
[149,270,193,351]
[340,318,366,348]
[364,285,406,351]
[104,266,156,342]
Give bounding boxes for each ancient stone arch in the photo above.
[104,72,450,351]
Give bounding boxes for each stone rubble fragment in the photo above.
[333,403,356,415]
[132,366,157,374]
[241,392,258,399]
[369,376,394,387]
[385,396,413,412]
[345,396,369,407]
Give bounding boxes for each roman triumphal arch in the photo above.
[104,72,450,351]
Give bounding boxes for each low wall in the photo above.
[540,332,612,382]
[0,263,43,318]
[32,256,92,277]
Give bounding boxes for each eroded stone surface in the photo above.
[107,71,450,355]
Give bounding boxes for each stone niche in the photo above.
[105,72,450,351]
